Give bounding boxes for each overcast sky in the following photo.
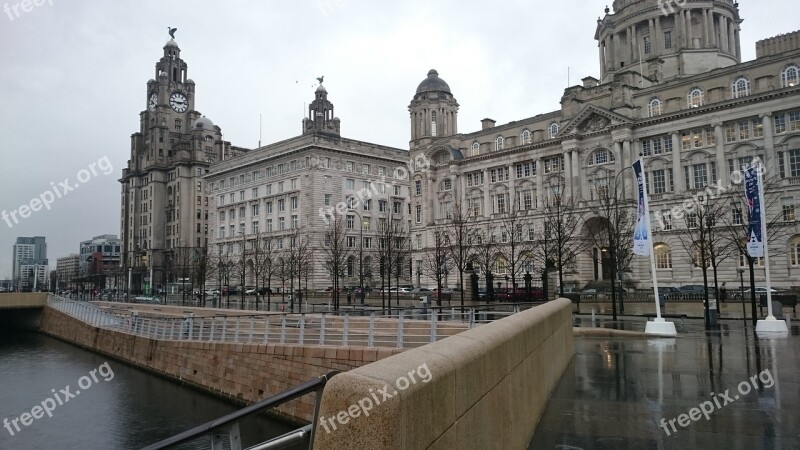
[0,0,796,278]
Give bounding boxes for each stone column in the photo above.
[676,10,685,49]
[535,157,544,209]
[482,169,491,218]
[714,123,727,186]
[626,27,633,63]
[572,150,581,200]
[654,17,663,56]
[563,151,573,198]
[599,42,606,76]
[613,141,623,197]
[604,36,613,71]
[648,19,655,55]
[720,16,729,53]
[508,164,517,209]
[671,133,683,193]
[702,9,710,48]
[623,140,633,198]
[685,10,693,48]
[427,173,435,225]
[761,113,776,177]
[728,21,736,58]
[735,25,742,61]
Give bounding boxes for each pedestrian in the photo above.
[719,282,727,303]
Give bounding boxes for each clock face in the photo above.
[169,92,188,112]
[148,93,158,112]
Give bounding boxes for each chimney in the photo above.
[582,76,599,88]
[481,118,496,130]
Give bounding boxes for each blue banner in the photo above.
[632,160,650,256]
[744,167,764,258]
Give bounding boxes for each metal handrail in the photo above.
[141,371,339,450]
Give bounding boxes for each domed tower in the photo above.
[409,69,459,149]
[596,0,742,83]
[303,83,341,136]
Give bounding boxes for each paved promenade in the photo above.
[529,317,800,449]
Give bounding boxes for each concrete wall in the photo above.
[313,298,574,450]
[0,292,48,309]
[38,306,403,423]
[0,293,47,330]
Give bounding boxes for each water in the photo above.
[0,332,298,449]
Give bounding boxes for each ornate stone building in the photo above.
[119,37,248,294]
[410,0,800,290]
[205,84,413,291]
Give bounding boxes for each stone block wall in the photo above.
[38,306,404,423]
[313,298,574,450]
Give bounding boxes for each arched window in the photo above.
[346,256,355,277]
[654,244,672,269]
[495,136,505,152]
[790,236,800,266]
[521,130,531,145]
[471,142,480,156]
[648,97,663,117]
[688,88,704,108]
[781,64,799,88]
[589,148,614,166]
[732,76,751,99]
[549,123,559,139]
[431,111,438,137]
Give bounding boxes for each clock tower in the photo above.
[120,34,233,296]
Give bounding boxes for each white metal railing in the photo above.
[46,295,518,349]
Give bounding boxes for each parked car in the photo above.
[495,287,544,302]
[204,289,220,296]
[411,287,432,293]
[658,287,680,301]
[582,281,627,293]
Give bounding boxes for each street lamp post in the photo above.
[607,165,635,319]
[239,230,246,309]
[349,209,366,306]
[738,268,747,329]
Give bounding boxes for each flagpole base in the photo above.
[755,316,788,333]
[645,318,677,337]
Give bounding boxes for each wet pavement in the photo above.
[528,317,800,450]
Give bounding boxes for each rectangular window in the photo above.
[393,201,401,214]
[278,181,284,193]
[346,215,354,229]
[664,136,673,153]
[363,199,371,211]
[252,221,259,234]
[278,199,285,211]
[347,236,356,248]
[363,164,370,174]
[752,119,764,138]
[738,121,751,140]
[641,140,651,157]
[643,36,651,54]
[725,125,737,143]
[291,178,297,190]
[266,219,272,231]
[324,194,332,206]
[495,193,506,214]
[651,170,666,194]
[364,237,372,249]
[251,204,259,216]
[781,197,795,222]
[415,205,422,223]
[664,31,672,49]
[265,201,272,214]
[346,179,355,190]
[290,196,298,210]
[265,184,272,195]
[790,149,800,177]
[522,191,533,209]
[278,217,285,230]
[692,164,708,189]
[661,210,673,231]
[775,114,787,134]
[681,133,692,150]
[468,198,481,217]
[346,162,354,172]
[379,200,387,212]
[790,111,800,132]
[687,213,698,229]
[252,187,259,198]
[415,180,422,196]
[291,215,298,229]
[239,206,246,218]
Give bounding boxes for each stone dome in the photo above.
[193,116,215,131]
[415,69,451,95]
[165,38,179,47]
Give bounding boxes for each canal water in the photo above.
[0,332,298,449]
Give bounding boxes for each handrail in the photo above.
[141,371,339,450]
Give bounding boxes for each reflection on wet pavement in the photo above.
[529,317,800,450]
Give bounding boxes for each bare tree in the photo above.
[375,211,408,313]
[497,203,535,298]
[322,216,350,311]
[473,225,499,301]
[444,198,475,310]
[192,245,211,306]
[539,186,584,296]
[172,247,196,306]
[422,229,452,307]
[586,181,636,321]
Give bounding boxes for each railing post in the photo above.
[469,310,476,329]
[367,313,375,348]
[299,315,305,344]
[280,317,287,344]
[248,318,255,344]
[188,312,195,341]
[430,309,437,343]
[342,315,349,347]
[210,318,216,341]
[396,311,404,348]
[319,314,326,346]
[222,316,228,341]
[198,319,205,341]
[170,318,175,339]
[263,317,270,344]
[234,316,240,343]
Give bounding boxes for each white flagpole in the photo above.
[755,163,787,332]
[641,155,676,336]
